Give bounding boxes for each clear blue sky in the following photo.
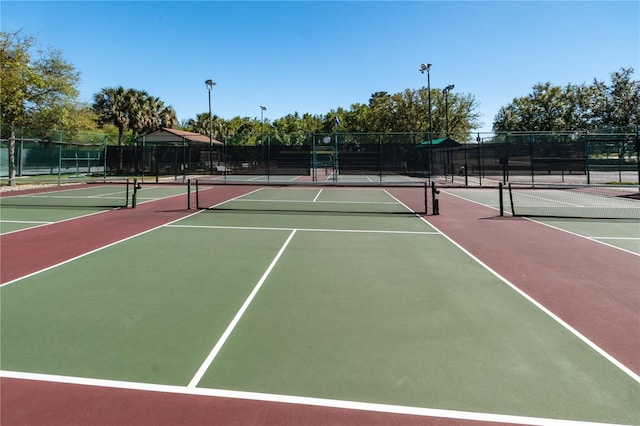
[2,1,638,133]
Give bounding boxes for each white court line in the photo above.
[188,229,297,388]
[0,370,623,426]
[383,189,420,213]
[591,236,640,240]
[235,198,398,205]
[168,224,439,235]
[514,191,584,207]
[312,188,323,202]
[1,220,51,224]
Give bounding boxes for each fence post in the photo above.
[585,130,591,185]
[103,136,108,183]
[431,181,440,215]
[529,132,535,184]
[499,182,504,216]
[636,125,640,188]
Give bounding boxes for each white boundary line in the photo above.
[0,370,623,426]
[167,224,438,235]
[1,220,52,224]
[441,188,505,213]
[188,229,297,388]
[421,216,640,384]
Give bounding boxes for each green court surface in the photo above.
[1,187,639,424]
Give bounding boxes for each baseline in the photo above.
[1,371,614,426]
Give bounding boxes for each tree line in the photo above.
[3,29,639,150]
[493,68,640,132]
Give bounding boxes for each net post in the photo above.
[424,181,428,214]
[125,179,130,208]
[499,182,504,216]
[132,178,139,208]
[507,182,515,216]
[195,179,200,209]
[187,179,192,209]
[431,181,440,215]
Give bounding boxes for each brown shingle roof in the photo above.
[141,128,223,145]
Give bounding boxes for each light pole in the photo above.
[260,106,267,168]
[442,84,454,136]
[205,79,216,174]
[420,63,432,178]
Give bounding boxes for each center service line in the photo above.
[188,229,298,388]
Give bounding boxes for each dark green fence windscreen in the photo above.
[3,129,638,185]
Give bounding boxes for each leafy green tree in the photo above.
[182,86,480,144]
[340,103,370,132]
[605,67,640,128]
[1,30,81,183]
[272,112,321,145]
[493,68,640,132]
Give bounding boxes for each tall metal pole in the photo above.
[261,106,267,177]
[445,90,448,136]
[420,63,433,181]
[205,79,216,174]
[443,84,454,136]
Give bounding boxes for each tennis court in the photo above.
[1,181,638,425]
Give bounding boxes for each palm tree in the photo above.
[93,86,130,146]
[159,106,177,128]
[93,86,131,170]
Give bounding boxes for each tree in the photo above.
[493,68,640,132]
[606,67,640,128]
[1,30,81,183]
[92,87,178,169]
[93,86,131,146]
[181,87,480,143]
[272,112,321,145]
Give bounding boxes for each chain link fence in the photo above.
[2,126,638,185]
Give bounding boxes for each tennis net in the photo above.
[194,180,432,215]
[0,183,130,209]
[507,182,640,219]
